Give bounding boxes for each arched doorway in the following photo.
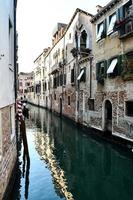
[104,100,112,133]
[60,98,62,116]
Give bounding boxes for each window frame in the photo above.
[125,101,133,117]
[107,13,117,35]
[96,21,104,42]
[68,96,71,106]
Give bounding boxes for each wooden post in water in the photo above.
[16,100,30,163]
[20,118,30,163]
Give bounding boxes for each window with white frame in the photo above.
[107,13,116,35]
[107,58,118,74]
[96,22,104,41]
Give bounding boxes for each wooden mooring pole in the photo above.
[20,118,30,163]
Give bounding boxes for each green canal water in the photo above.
[11,106,133,200]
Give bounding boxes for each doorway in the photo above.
[104,100,112,133]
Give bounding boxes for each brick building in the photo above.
[0,0,18,199]
[18,71,34,98]
[91,0,133,140]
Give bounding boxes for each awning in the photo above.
[107,58,118,74]
[77,69,84,80]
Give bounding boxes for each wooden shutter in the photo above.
[117,55,123,75]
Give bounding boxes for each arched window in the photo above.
[80,30,87,50]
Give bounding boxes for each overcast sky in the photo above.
[17,0,109,72]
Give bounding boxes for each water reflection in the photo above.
[29,106,133,200]
[22,149,30,200]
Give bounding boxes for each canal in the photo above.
[11,105,133,200]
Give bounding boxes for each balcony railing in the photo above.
[50,63,59,74]
[114,6,133,39]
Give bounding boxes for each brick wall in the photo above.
[0,105,17,199]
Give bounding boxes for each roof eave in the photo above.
[91,0,121,23]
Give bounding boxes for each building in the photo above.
[28,1,133,143]
[33,48,50,106]
[31,8,93,124]
[91,0,133,141]
[0,0,18,199]
[18,71,34,98]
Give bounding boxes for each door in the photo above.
[105,100,112,133]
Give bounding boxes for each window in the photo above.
[77,67,86,82]
[107,58,118,74]
[71,68,75,83]
[107,13,116,35]
[44,82,47,90]
[107,56,123,77]
[96,22,104,41]
[75,31,78,49]
[69,33,71,39]
[9,18,13,67]
[19,82,23,86]
[77,69,84,81]
[59,73,63,86]
[80,30,87,50]
[88,99,94,111]
[96,61,107,83]
[63,74,66,85]
[54,93,56,100]
[68,96,70,105]
[125,101,133,117]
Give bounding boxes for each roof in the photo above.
[34,47,50,63]
[91,0,121,23]
[19,72,33,76]
[35,8,93,62]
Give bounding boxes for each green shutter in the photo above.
[103,19,107,38]
[117,55,123,75]
[104,60,107,78]
[119,6,124,20]
[116,8,120,21]
[96,63,100,80]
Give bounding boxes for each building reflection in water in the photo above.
[34,116,74,200]
[29,106,133,200]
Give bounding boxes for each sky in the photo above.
[17,0,109,72]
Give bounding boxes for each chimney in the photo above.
[96,5,103,13]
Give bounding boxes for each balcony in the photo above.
[114,6,133,39]
[50,63,59,74]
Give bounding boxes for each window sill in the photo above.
[119,31,133,39]
[97,38,105,48]
[109,31,118,39]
